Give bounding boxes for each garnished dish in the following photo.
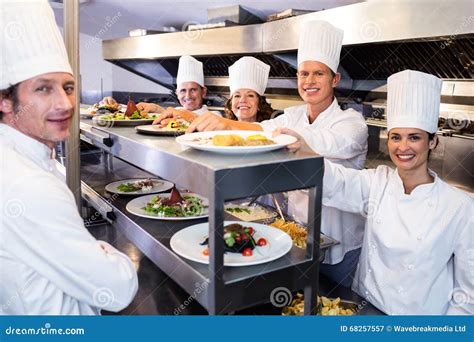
[104,178,174,195]
[200,223,268,257]
[176,130,297,155]
[224,203,276,222]
[92,99,160,126]
[282,293,356,316]
[143,187,207,218]
[80,100,127,117]
[125,187,209,220]
[169,221,293,266]
[117,178,155,192]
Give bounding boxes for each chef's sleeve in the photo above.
[322,159,376,215]
[447,200,474,315]
[4,173,138,312]
[294,118,368,160]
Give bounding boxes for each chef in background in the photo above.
[0,0,138,315]
[154,56,274,125]
[281,70,474,315]
[102,55,218,115]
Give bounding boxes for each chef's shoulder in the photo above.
[437,178,473,213]
[283,104,307,116]
[333,105,367,126]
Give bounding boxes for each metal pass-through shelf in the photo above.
[79,120,325,314]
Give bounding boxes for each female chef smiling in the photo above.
[280,70,473,315]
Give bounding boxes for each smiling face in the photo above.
[231,88,259,122]
[297,61,339,110]
[388,128,437,173]
[0,72,75,148]
[176,82,206,111]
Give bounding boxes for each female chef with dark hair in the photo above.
[279,70,473,315]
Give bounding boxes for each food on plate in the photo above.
[269,218,324,249]
[225,204,276,222]
[200,223,265,256]
[116,178,156,192]
[143,187,206,217]
[211,134,275,147]
[98,99,159,121]
[164,119,190,131]
[282,293,356,316]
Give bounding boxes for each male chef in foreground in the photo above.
[0,0,138,315]
[156,20,369,287]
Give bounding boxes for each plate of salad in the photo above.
[125,187,208,220]
[105,178,174,195]
[92,99,160,126]
[170,221,293,266]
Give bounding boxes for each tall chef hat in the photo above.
[176,55,204,87]
[0,0,72,89]
[387,70,442,134]
[297,20,344,73]
[228,57,270,96]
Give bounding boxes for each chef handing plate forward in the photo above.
[279,70,474,315]
[0,0,138,315]
[153,56,274,126]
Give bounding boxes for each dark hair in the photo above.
[0,84,19,120]
[224,93,274,122]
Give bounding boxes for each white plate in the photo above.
[135,124,185,136]
[126,193,208,220]
[92,114,160,126]
[175,130,297,155]
[170,221,293,266]
[105,178,174,195]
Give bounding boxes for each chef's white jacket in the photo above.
[259,99,368,264]
[323,161,474,315]
[0,124,138,315]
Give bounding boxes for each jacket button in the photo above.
[417,236,423,241]
[407,264,414,270]
[375,218,381,224]
[368,269,372,273]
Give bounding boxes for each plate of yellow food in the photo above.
[175,130,297,154]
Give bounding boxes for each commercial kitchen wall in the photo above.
[78,32,169,103]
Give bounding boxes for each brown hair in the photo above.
[0,84,19,121]
[224,94,274,122]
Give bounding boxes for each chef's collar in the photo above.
[307,97,339,125]
[0,123,54,172]
[392,167,438,198]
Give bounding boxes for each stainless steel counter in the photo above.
[79,119,325,315]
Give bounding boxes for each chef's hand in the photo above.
[152,107,197,125]
[100,96,118,106]
[273,128,313,154]
[137,102,164,114]
[186,112,232,133]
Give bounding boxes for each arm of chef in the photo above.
[6,174,138,312]
[295,117,368,160]
[322,159,376,214]
[447,203,474,315]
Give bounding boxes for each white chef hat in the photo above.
[0,0,72,89]
[297,20,344,73]
[387,70,442,134]
[228,57,270,96]
[176,55,204,87]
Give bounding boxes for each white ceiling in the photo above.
[53,0,365,39]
